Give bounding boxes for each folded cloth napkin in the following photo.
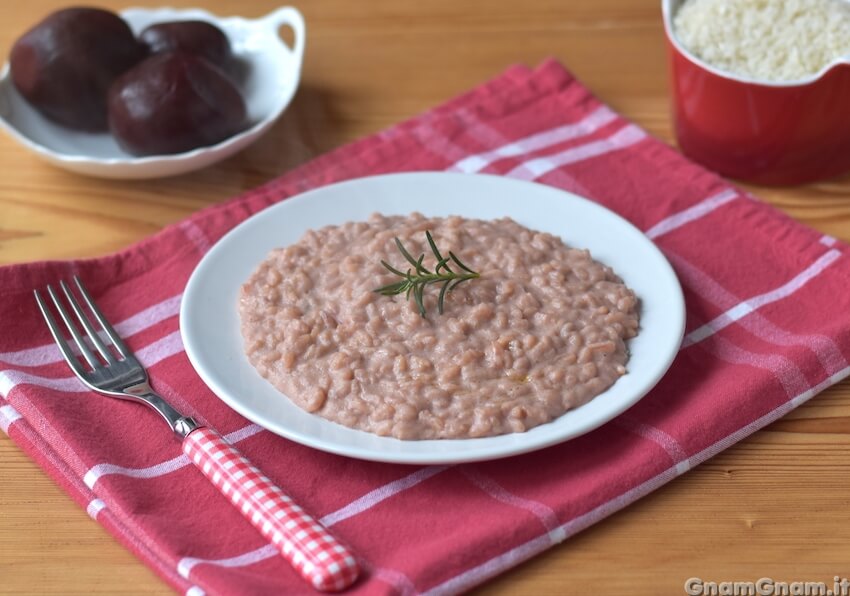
[2,59,850,595]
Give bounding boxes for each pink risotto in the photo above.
[238,213,640,440]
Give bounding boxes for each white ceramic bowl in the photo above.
[0,6,305,179]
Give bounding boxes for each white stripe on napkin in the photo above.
[0,331,184,400]
[177,465,452,580]
[0,404,22,433]
[461,468,563,538]
[646,189,739,239]
[84,424,263,488]
[670,252,848,376]
[319,466,448,527]
[614,416,690,475]
[507,124,647,180]
[86,498,106,519]
[450,105,617,173]
[684,250,842,347]
[0,294,182,367]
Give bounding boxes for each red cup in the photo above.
[662,0,850,185]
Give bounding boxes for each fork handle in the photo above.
[182,427,360,592]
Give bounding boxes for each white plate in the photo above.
[180,173,685,464]
[0,6,304,179]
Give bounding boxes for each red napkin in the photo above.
[3,59,850,595]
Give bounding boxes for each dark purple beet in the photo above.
[107,52,247,156]
[10,7,144,131]
[139,20,236,78]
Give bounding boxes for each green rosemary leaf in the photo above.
[394,237,421,270]
[448,251,476,274]
[426,231,445,261]
[434,256,452,275]
[415,253,430,275]
[437,280,451,314]
[375,280,409,295]
[413,283,426,317]
[374,230,481,317]
[448,277,470,292]
[380,260,407,277]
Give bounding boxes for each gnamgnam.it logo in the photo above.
[684,576,850,596]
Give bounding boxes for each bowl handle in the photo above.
[260,6,306,68]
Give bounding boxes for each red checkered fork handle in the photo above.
[182,426,360,591]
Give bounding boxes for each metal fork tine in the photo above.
[46,285,101,370]
[72,276,131,359]
[34,289,91,379]
[59,280,118,364]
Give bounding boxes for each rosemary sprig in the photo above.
[374,230,480,317]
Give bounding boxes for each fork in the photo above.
[35,276,360,592]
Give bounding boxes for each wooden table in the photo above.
[2,1,849,594]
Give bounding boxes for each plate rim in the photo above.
[180,172,685,464]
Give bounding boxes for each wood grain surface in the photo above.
[2,1,850,595]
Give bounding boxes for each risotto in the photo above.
[238,213,640,440]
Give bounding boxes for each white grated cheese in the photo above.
[674,0,850,81]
